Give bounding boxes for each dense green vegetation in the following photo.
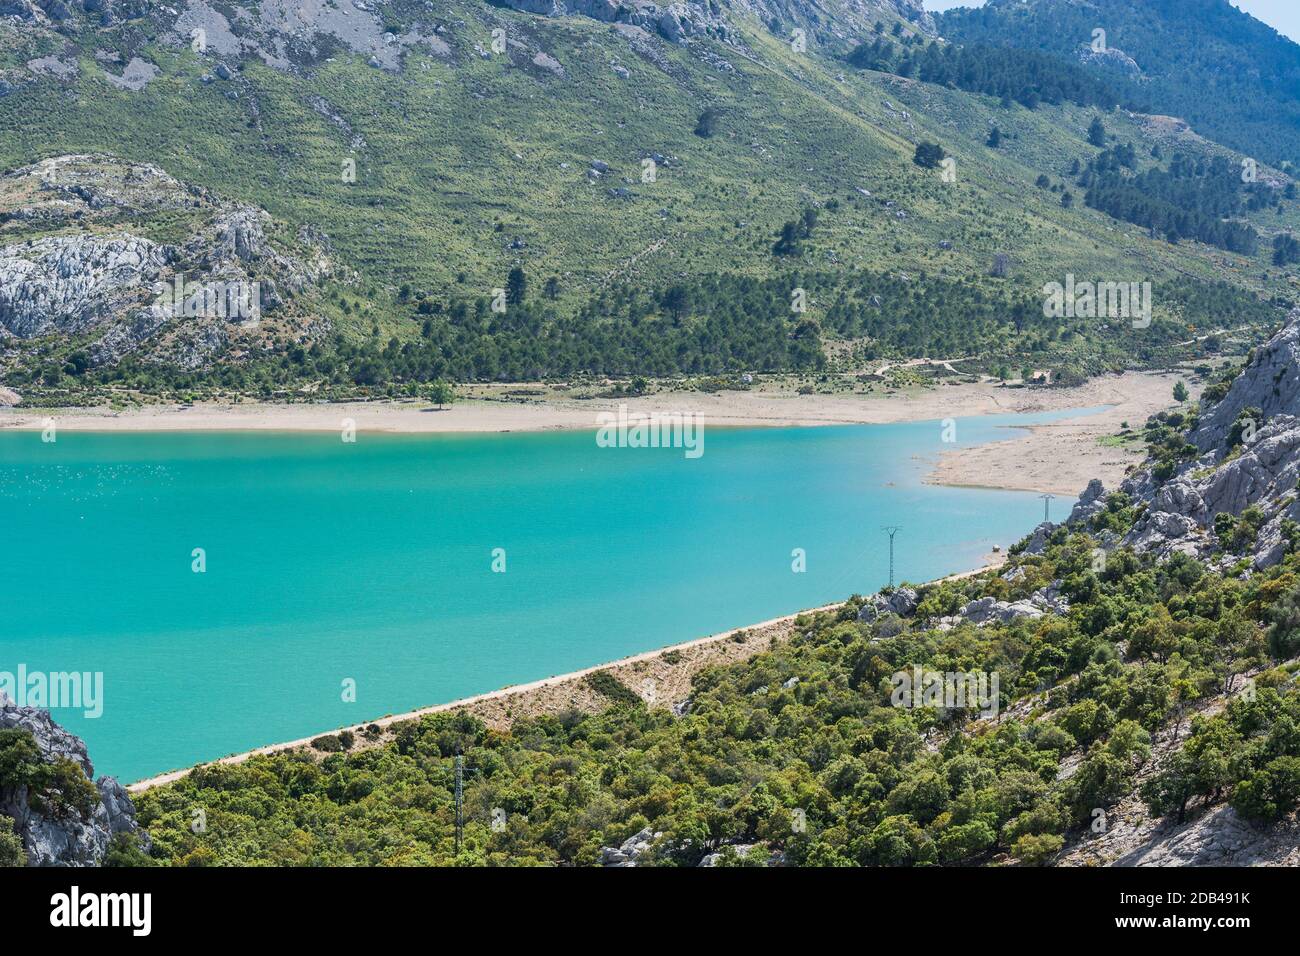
[847,38,1121,112]
[1082,151,1267,254]
[939,0,1300,167]
[133,481,1300,865]
[5,268,1282,404]
[849,28,1296,259]
[0,729,99,823]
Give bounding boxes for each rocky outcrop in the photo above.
[81,0,152,25]
[491,0,734,46]
[1077,45,1140,77]
[1127,418,1300,565]
[952,581,1067,628]
[1,154,205,217]
[103,56,160,91]
[1192,310,1300,453]
[1102,805,1300,867]
[1058,312,1300,570]
[0,693,149,866]
[735,0,934,39]
[961,595,1042,625]
[857,586,917,622]
[1068,479,1106,526]
[0,233,171,337]
[0,154,330,368]
[1020,521,1056,555]
[699,842,785,866]
[599,826,660,866]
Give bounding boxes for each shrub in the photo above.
[1231,756,1300,823]
[913,142,945,169]
[584,671,642,707]
[0,817,24,867]
[1013,832,1064,866]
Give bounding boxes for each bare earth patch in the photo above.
[925,371,1191,496]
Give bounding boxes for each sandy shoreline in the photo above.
[1,371,1181,496]
[126,562,1000,793]
[125,602,843,792]
[927,370,1191,497]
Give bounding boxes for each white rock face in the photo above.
[857,586,918,622]
[1067,479,1106,526]
[0,155,330,368]
[0,233,171,337]
[1109,805,1300,866]
[961,595,1043,626]
[0,692,150,867]
[1063,310,1300,569]
[1077,45,1141,76]
[1021,521,1056,555]
[1193,313,1300,452]
[598,826,661,866]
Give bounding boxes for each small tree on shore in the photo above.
[428,380,454,410]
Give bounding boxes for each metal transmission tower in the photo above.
[882,526,902,588]
[1039,494,1056,523]
[454,752,464,857]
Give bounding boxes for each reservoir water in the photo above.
[0,409,1091,781]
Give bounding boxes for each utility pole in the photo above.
[454,752,464,857]
[882,526,902,588]
[1039,493,1055,523]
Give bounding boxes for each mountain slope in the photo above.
[938,0,1300,168]
[0,0,1295,399]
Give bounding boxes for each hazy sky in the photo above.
[922,1,1300,44]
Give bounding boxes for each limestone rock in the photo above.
[1021,521,1056,555]
[961,596,1043,626]
[0,692,150,867]
[1077,45,1141,77]
[1121,412,1300,568]
[0,155,331,369]
[882,587,917,616]
[858,586,917,623]
[599,826,661,866]
[1030,581,1070,615]
[0,233,172,338]
[1191,308,1300,453]
[1068,479,1106,526]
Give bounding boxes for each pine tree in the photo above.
[1088,116,1107,147]
[505,267,527,306]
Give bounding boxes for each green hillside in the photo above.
[0,0,1296,397]
[938,0,1300,168]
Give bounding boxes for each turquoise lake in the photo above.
[0,409,1091,782]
